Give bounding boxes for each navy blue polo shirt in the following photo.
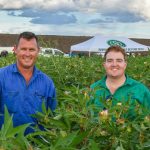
[0,63,57,128]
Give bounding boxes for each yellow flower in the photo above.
[99,110,108,116]
[144,116,150,123]
[64,91,71,95]
[117,102,122,106]
[60,131,67,137]
[99,110,109,121]
[116,118,125,125]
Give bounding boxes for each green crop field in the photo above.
[0,54,150,150]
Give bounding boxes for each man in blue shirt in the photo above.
[0,32,57,134]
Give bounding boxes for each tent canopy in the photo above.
[70,35,149,54]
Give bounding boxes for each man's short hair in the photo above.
[104,46,127,61]
[16,31,39,48]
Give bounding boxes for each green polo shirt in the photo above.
[89,75,150,110]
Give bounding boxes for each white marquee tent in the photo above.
[0,47,13,53]
[70,35,149,56]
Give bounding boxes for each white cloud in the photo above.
[0,0,124,11]
[1,0,150,20]
[128,0,150,20]
[0,0,76,11]
[0,0,150,38]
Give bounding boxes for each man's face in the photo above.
[103,51,127,79]
[14,38,39,70]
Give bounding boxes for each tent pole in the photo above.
[70,51,72,57]
[89,51,90,57]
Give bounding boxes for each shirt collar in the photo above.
[98,76,107,88]
[12,63,40,76]
[98,74,134,87]
[123,75,134,86]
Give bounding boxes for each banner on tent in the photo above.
[125,48,146,52]
[98,47,146,52]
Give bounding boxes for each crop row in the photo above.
[0,54,149,150]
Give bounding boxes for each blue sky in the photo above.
[0,0,150,38]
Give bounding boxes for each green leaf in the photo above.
[132,124,141,132]
[1,105,13,137]
[89,139,99,150]
[6,123,30,138]
[54,131,78,148]
[47,118,68,130]
[70,130,89,147]
[142,141,150,148]
[42,100,47,114]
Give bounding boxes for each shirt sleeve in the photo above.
[143,87,150,108]
[47,80,57,111]
[0,71,3,128]
[0,71,2,95]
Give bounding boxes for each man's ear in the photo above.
[13,45,17,55]
[103,62,106,68]
[37,47,40,56]
[125,61,127,68]
[38,47,41,53]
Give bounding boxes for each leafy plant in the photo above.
[0,106,31,150]
[0,53,150,149]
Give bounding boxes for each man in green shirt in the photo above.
[89,46,150,114]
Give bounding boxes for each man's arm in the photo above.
[47,81,57,111]
[143,87,150,108]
